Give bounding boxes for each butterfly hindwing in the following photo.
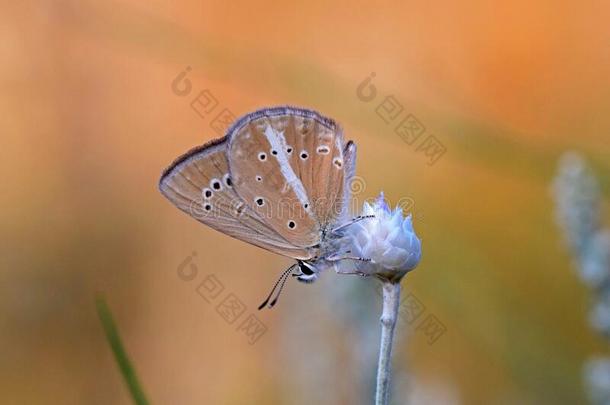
[159,137,313,259]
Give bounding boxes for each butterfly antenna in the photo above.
[268,267,292,309]
[258,265,295,310]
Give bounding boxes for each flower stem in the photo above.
[375,281,401,405]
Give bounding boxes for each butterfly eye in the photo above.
[299,262,314,275]
[256,175,263,182]
[271,149,278,156]
[258,152,267,161]
[203,203,212,211]
[255,197,265,207]
[203,188,213,199]
[286,146,293,154]
[316,146,330,154]
[333,158,343,168]
[300,151,309,160]
[287,220,296,229]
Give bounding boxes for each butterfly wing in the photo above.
[159,136,313,259]
[227,106,353,248]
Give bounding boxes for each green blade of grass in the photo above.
[96,295,150,405]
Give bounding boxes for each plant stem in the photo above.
[96,295,150,405]
[375,281,401,405]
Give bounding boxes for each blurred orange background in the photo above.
[1,1,610,404]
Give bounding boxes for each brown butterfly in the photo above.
[159,106,371,308]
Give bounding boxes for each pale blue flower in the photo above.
[344,192,422,281]
[581,230,610,289]
[552,152,600,258]
[585,357,610,405]
[552,152,610,403]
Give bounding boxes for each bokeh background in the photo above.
[2,1,610,404]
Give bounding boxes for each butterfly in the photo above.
[159,106,372,308]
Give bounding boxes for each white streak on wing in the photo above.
[335,137,342,154]
[263,124,310,208]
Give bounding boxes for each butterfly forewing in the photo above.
[159,137,312,259]
[227,117,320,247]
[288,114,347,227]
[227,107,350,248]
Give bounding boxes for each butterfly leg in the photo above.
[335,265,370,277]
[327,249,371,262]
[326,251,372,276]
[329,255,371,262]
[331,215,375,234]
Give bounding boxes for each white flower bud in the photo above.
[343,192,422,282]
